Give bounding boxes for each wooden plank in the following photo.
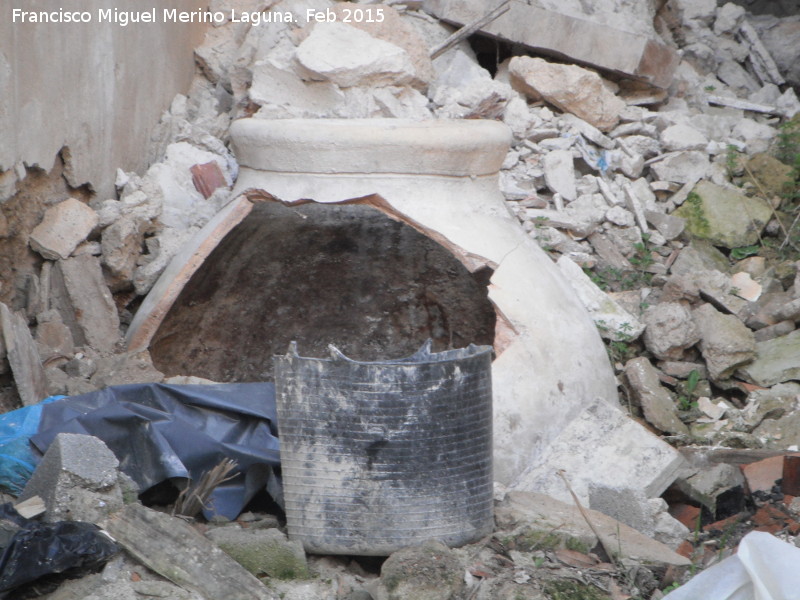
[102,504,274,600]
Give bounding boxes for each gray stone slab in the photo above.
[50,254,120,352]
[424,0,679,88]
[102,503,274,600]
[496,491,690,566]
[740,329,800,387]
[0,302,47,406]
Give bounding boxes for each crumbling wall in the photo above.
[0,1,207,200]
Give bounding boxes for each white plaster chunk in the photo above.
[295,22,415,88]
[557,255,645,341]
[660,124,709,152]
[250,61,345,118]
[371,87,433,120]
[510,397,687,505]
[29,198,98,260]
[145,142,232,231]
[543,150,577,202]
[503,96,535,138]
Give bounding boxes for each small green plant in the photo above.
[684,191,711,237]
[533,215,550,229]
[704,85,716,92]
[726,143,743,179]
[677,369,701,412]
[730,245,760,260]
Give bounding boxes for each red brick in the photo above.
[742,455,784,494]
[783,455,800,496]
[704,512,747,533]
[191,161,227,199]
[669,503,702,530]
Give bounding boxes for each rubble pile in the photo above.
[1,0,800,597]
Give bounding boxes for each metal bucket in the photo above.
[274,340,493,555]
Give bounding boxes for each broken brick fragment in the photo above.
[191,161,227,199]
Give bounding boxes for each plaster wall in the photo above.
[0,2,207,199]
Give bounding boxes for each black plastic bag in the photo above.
[0,504,118,599]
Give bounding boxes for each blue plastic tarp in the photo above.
[0,383,280,520]
[0,396,63,495]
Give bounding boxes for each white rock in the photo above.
[543,150,577,202]
[605,205,635,227]
[621,135,662,159]
[430,48,513,114]
[732,118,777,154]
[714,2,746,35]
[250,62,345,118]
[29,199,98,260]
[508,56,625,132]
[372,86,433,119]
[557,255,645,341]
[295,22,415,88]
[660,124,709,152]
[503,96,535,138]
[511,398,687,506]
[674,0,717,25]
[649,151,710,184]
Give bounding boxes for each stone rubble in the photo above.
[0,0,799,597]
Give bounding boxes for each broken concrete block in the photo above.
[730,119,775,155]
[496,491,689,566]
[645,210,685,241]
[674,0,717,24]
[376,540,465,600]
[35,310,75,362]
[101,216,149,293]
[625,357,689,436]
[649,151,710,184]
[660,123,709,152]
[510,398,687,507]
[673,180,772,249]
[102,503,272,600]
[90,349,164,389]
[425,0,678,88]
[19,433,123,523]
[670,241,730,277]
[50,255,120,353]
[642,302,701,361]
[542,150,577,202]
[693,303,756,380]
[509,56,625,132]
[673,463,745,515]
[206,526,309,580]
[740,329,800,387]
[29,198,99,260]
[1,302,47,407]
[605,205,636,228]
[296,22,415,88]
[556,256,644,341]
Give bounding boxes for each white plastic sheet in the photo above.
[664,531,800,600]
